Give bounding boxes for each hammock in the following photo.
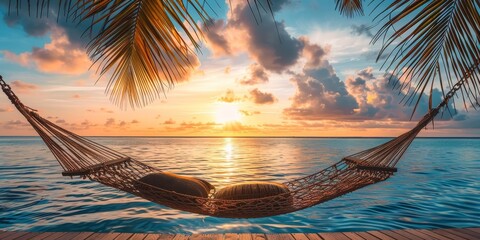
[0,75,465,218]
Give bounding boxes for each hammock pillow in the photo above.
[137,172,214,198]
[214,182,291,201]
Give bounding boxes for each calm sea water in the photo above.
[0,137,479,234]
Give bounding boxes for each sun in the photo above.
[215,103,242,124]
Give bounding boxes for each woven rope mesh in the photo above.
[1,76,456,218]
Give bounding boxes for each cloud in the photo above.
[163,118,176,125]
[218,89,242,103]
[224,66,231,74]
[284,40,359,119]
[3,28,91,75]
[104,117,138,128]
[3,13,52,37]
[0,106,13,112]
[55,119,66,124]
[3,120,30,129]
[344,68,458,121]
[351,24,373,38]
[86,108,114,113]
[105,118,116,127]
[203,0,302,72]
[240,110,261,116]
[239,63,269,85]
[10,80,39,93]
[202,19,231,56]
[100,108,114,114]
[177,121,220,131]
[249,88,277,104]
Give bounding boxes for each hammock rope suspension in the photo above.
[0,75,466,218]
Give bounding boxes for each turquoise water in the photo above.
[0,137,479,234]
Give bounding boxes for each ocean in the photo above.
[0,137,479,234]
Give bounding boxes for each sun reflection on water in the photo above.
[219,138,235,184]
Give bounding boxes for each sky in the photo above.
[0,0,479,137]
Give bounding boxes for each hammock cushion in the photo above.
[137,172,214,198]
[214,182,291,200]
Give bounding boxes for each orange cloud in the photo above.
[10,80,39,93]
[0,106,13,112]
[239,63,269,85]
[218,89,243,103]
[249,88,277,104]
[4,28,90,75]
[163,118,176,125]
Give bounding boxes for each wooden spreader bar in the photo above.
[344,157,397,173]
[62,157,131,176]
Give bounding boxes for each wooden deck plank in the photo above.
[432,229,469,240]
[31,232,57,240]
[129,233,149,240]
[237,234,252,240]
[380,230,411,240]
[114,233,136,240]
[98,232,122,240]
[290,233,310,240]
[342,232,367,240]
[251,234,267,240]
[55,232,83,240]
[3,231,30,240]
[189,234,224,240]
[0,228,479,240]
[317,232,350,240]
[366,231,396,240]
[390,229,425,240]
[416,229,454,240]
[144,234,174,240]
[445,228,479,240]
[457,228,480,238]
[304,234,322,240]
[266,234,295,240]
[172,234,189,240]
[467,228,480,234]
[13,232,43,240]
[46,232,71,240]
[442,229,477,240]
[403,229,437,240]
[355,232,380,240]
[84,233,107,240]
[224,233,239,240]
[0,231,16,238]
[72,232,96,240]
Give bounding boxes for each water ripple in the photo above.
[0,137,479,233]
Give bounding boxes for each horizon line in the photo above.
[1,135,480,139]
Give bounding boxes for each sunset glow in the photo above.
[0,1,479,137]
[215,103,242,124]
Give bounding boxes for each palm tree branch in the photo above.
[372,0,480,114]
[334,0,364,17]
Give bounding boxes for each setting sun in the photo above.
[215,103,242,124]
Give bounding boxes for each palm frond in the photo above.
[8,0,210,109]
[334,0,364,18]
[81,0,209,109]
[372,0,480,115]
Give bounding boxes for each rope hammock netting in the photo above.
[0,75,467,218]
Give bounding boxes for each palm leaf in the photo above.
[8,0,210,109]
[371,0,480,115]
[334,0,364,17]
[81,0,210,109]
